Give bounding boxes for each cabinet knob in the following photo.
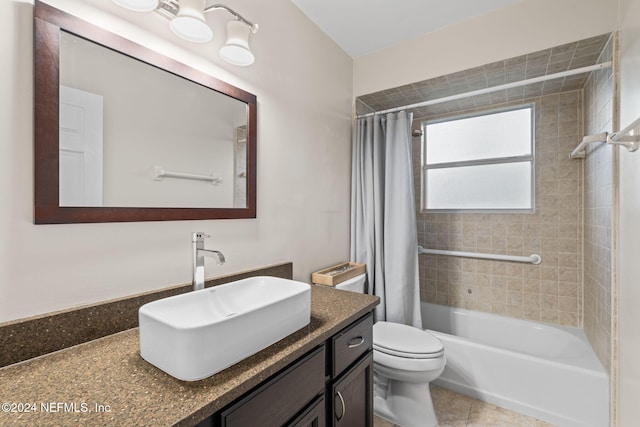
[335,391,346,421]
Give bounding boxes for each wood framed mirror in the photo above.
[34,1,257,224]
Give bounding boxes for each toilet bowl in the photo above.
[334,274,446,427]
[372,321,445,427]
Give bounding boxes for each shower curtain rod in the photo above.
[357,62,612,118]
[610,114,640,145]
[569,114,640,158]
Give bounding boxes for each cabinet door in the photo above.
[331,352,373,427]
[287,396,326,427]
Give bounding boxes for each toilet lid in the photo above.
[373,321,444,359]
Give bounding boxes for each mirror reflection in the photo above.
[59,31,248,209]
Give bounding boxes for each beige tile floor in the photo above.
[373,385,557,427]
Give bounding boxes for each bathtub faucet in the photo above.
[192,232,226,291]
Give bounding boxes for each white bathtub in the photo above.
[421,302,609,427]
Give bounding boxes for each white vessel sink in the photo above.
[139,276,311,381]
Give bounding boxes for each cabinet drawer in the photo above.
[330,314,373,378]
[220,346,325,427]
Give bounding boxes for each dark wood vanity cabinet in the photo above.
[200,312,374,427]
[328,313,374,427]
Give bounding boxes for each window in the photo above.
[421,105,534,212]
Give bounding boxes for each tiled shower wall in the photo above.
[416,92,584,327]
[583,33,616,373]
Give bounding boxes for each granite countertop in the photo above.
[0,285,378,427]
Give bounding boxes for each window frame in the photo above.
[420,104,536,213]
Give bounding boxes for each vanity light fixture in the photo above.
[112,0,258,65]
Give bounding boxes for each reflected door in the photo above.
[59,85,103,206]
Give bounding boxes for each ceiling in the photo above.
[290,0,524,57]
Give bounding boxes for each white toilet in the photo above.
[335,274,446,427]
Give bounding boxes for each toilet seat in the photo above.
[373,321,444,359]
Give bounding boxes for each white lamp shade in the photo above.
[219,20,254,66]
[169,0,213,43]
[112,0,159,12]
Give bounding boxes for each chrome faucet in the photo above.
[192,232,226,291]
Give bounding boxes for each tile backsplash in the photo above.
[415,91,583,327]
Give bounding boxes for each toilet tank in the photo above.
[335,273,366,293]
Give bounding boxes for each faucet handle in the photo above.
[192,232,211,242]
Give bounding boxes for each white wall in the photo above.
[354,0,617,96]
[0,0,353,322]
[616,0,640,423]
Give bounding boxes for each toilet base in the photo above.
[373,374,438,427]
